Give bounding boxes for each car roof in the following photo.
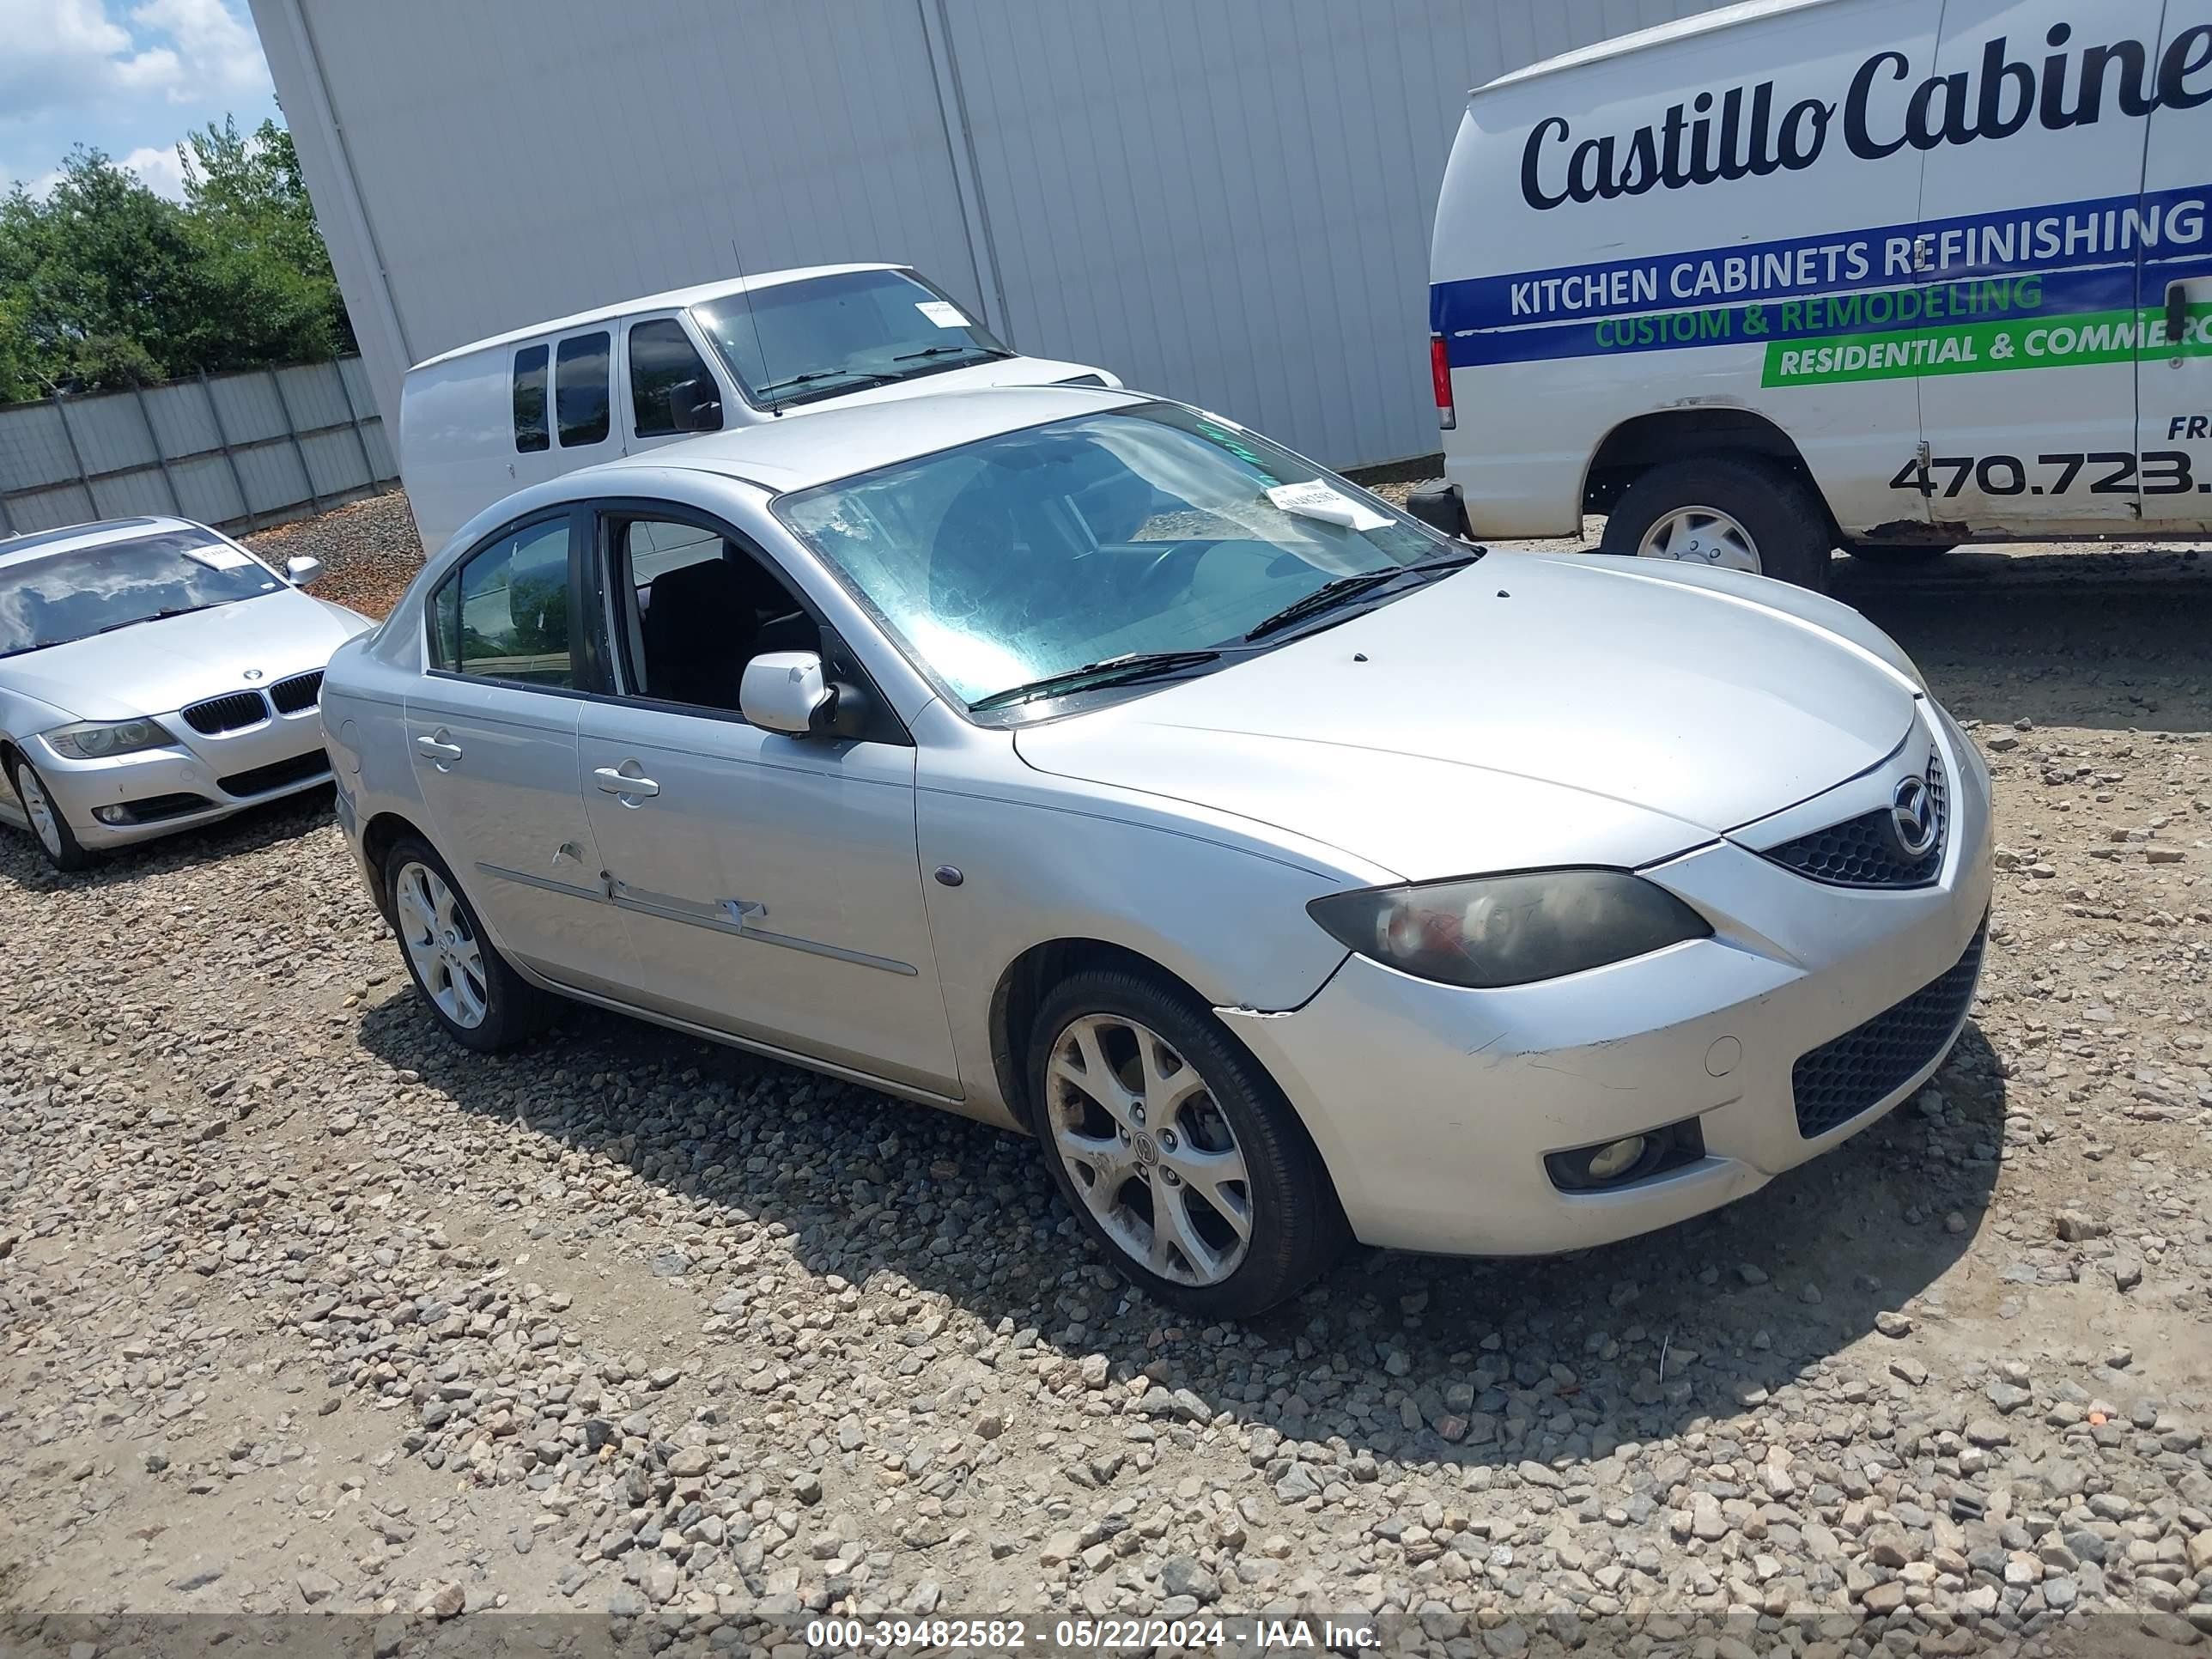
[407,263,908,374]
[0,514,213,571]
[590,384,1151,494]
[1474,0,1840,94]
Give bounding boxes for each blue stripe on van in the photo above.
[1432,181,2212,368]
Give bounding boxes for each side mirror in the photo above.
[284,554,325,586]
[741,651,835,736]
[668,377,724,433]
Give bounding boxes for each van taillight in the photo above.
[1430,335,1455,431]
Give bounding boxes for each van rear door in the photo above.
[2136,4,2212,533]
[1909,0,2161,534]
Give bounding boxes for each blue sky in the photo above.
[1,0,277,200]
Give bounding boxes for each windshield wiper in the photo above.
[891,344,1009,364]
[1242,551,1484,644]
[969,649,1222,713]
[86,603,222,638]
[754,368,901,400]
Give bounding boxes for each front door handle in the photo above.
[593,765,661,801]
[2169,280,2192,346]
[415,732,463,766]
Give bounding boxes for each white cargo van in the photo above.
[1419,0,2212,588]
[398,263,1118,556]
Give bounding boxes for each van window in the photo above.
[629,319,721,437]
[513,344,550,453]
[555,331,611,447]
[430,518,575,687]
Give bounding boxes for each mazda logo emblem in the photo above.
[1890,775,1938,858]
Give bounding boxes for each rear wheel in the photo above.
[1027,968,1346,1318]
[7,756,91,872]
[384,836,552,1053]
[1600,454,1833,591]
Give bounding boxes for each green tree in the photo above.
[0,119,354,400]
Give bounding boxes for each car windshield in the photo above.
[691,269,1012,409]
[775,403,1450,708]
[0,527,282,658]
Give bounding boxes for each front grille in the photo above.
[1765,757,1948,889]
[216,750,330,798]
[1791,917,1987,1139]
[181,690,269,735]
[269,670,324,714]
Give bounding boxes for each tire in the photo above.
[7,755,92,872]
[1025,967,1347,1318]
[1843,541,1957,565]
[382,836,553,1053]
[1599,454,1834,592]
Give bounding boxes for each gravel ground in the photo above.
[242,489,427,620]
[3,490,2210,1657]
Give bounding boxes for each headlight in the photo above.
[43,718,174,760]
[1306,868,1711,988]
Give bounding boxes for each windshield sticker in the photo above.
[1195,422,1279,481]
[915,300,970,329]
[1433,182,2212,381]
[184,544,254,571]
[1266,482,1391,532]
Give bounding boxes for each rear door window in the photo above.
[629,319,721,437]
[513,344,550,453]
[430,517,577,687]
[555,331,611,447]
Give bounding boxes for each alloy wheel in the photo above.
[1637,504,1761,574]
[394,860,489,1029]
[1045,1012,1253,1285]
[15,767,62,859]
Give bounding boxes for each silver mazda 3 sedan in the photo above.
[1,515,373,870]
[322,386,1993,1316]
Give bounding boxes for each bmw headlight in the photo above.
[43,718,174,760]
[1307,868,1711,989]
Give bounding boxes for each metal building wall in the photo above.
[254,0,1723,471]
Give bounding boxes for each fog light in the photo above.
[1585,1135,1648,1182]
[93,805,131,824]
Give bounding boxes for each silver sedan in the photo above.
[322,386,1992,1316]
[1,516,373,870]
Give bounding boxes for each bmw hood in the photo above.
[1012,553,1921,880]
[0,591,371,721]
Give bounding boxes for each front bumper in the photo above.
[1228,705,1994,1257]
[22,703,333,850]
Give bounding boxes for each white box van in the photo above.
[398,263,1119,557]
[1419,0,2212,588]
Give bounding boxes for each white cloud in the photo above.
[130,0,270,102]
[0,0,268,122]
[123,142,186,199]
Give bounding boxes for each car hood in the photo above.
[1012,553,1919,880]
[817,354,1109,411]
[0,591,372,721]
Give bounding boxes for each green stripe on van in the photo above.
[1761,303,2212,387]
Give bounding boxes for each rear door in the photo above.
[1911,0,2161,532]
[2136,3,2212,531]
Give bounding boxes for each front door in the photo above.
[573,508,960,1097]
[1911,0,2162,532]
[405,510,631,993]
[2137,3,2212,532]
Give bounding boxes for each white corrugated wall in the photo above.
[253,0,1724,470]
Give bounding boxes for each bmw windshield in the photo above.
[0,528,283,658]
[775,402,1467,711]
[692,269,1014,410]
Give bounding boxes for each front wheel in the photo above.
[1027,968,1346,1318]
[1600,454,1834,591]
[7,756,92,872]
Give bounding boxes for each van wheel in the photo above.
[1844,541,1956,565]
[1600,455,1832,592]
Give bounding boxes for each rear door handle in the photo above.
[415,732,463,765]
[593,765,660,800]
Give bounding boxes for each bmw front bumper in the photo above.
[18,702,333,851]
[1225,706,1995,1257]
